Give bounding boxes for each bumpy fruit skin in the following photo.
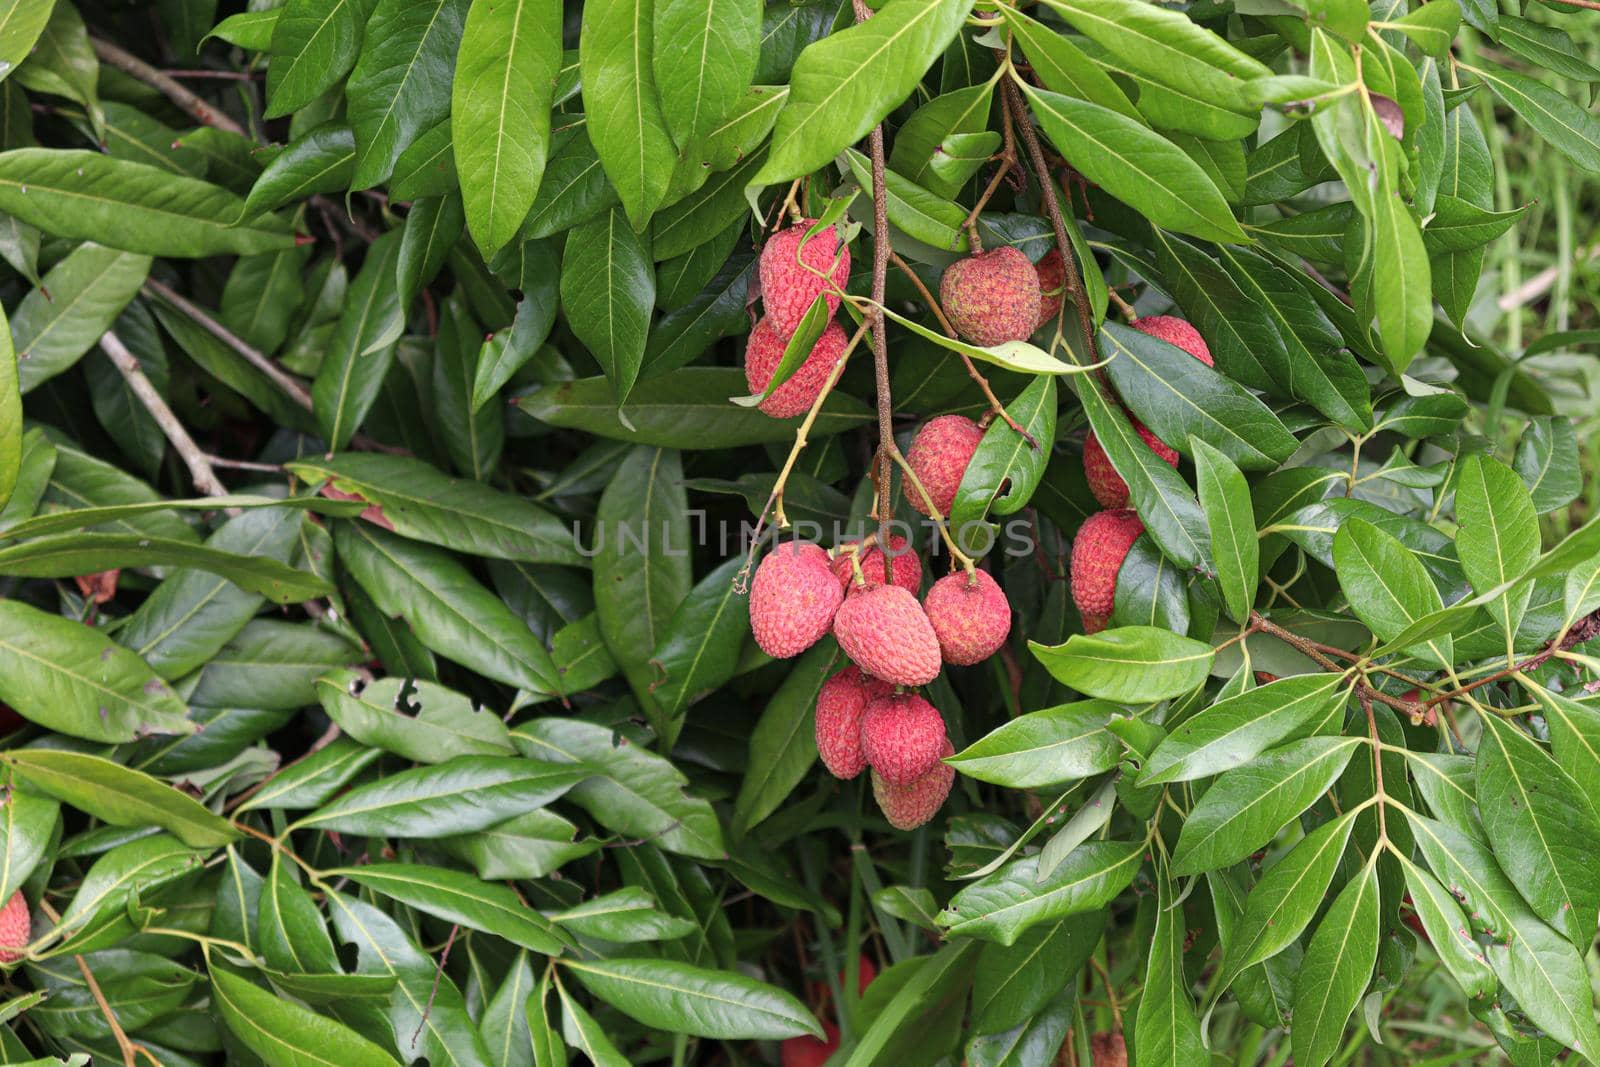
[833,585,942,687]
[861,692,947,785]
[940,247,1042,347]
[745,317,847,419]
[831,535,921,594]
[815,667,892,779]
[759,220,850,337]
[1133,315,1214,367]
[750,542,844,659]
[1083,416,1178,509]
[0,891,29,963]
[905,415,984,518]
[781,1021,841,1067]
[1090,1031,1128,1067]
[1083,315,1213,506]
[1070,509,1144,634]
[924,569,1012,665]
[1035,247,1065,328]
[871,739,955,830]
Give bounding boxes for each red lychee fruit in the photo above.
[845,954,877,994]
[833,585,942,687]
[940,247,1042,347]
[904,414,984,518]
[750,542,844,659]
[0,891,30,963]
[1035,247,1064,329]
[745,317,848,419]
[1133,315,1213,367]
[923,568,1012,666]
[759,220,851,337]
[781,1021,840,1067]
[861,692,947,785]
[1070,509,1144,634]
[871,739,955,830]
[1083,415,1178,509]
[830,535,921,594]
[1090,1031,1128,1067]
[815,667,892,779]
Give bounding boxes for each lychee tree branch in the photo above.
[855,1,895,552]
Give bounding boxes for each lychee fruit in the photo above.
[871,739,955,830]
[1090,1031,1128,1067]
[815,667,892,779]
[904,414,984,518]
[940,247,1042,347]
[0,891,30,963]
[745,316,848,419]
[833,585,942,687]
[1035,247,1065,329]
[924,568,1012,665]
[1083,415,1178,509]
[845,954,877,994]
[781,1021,840,1067]
[759,220,851,337]
[861,692,947,785]
[1070,509,1144,634]
[750,541,844,659]
[1133,315,1213,367]
[830,535,921,594]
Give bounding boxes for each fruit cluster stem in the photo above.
[855,1,896,552]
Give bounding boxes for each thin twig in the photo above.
[856,0,894,550]
[90,37,247,137]
[142,279,314,412]
[98,332,230,499]
[1251,613,1428,722]
[37,899,144,1067]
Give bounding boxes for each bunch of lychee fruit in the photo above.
[745,220,852,418]
[1070,316,1215,633]
[748,420,1012,830]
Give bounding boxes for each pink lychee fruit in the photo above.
[750,541,844,659]
[0,891,29,963]
[781,1021,841,1067]
[1035,247,1065,329]
[904,414,984,518]
[759,220,851,337]
[830,535,921,594]
[815,667,892,779]
[1070,509,1144,634]
[861,692,948,785]
[940,247,1042,347]
[745,317,848,419]
[924,568,1012,666]
[871,739,956,830]
[833,585,942,687]
[1083,415,1178,509]
[1134,315,1214,366]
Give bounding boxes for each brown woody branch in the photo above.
[90,37,248,137]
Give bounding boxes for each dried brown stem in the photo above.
[38,899,144,1067]
[98,331,231,500]
[90,37,247,137]
[856,2,895,550]
[143,279,314,412]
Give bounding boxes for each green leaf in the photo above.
[1141,672,1350,785]
[1217,808,1357,992]
[648,556,750,744]
[266,0,373,118]
[1473,62,1600,173]
[261,851,341,975]
[529,969,567,1067]
[1171,737,1361,875]
[286,452,582,564]
[205,8,278,50]
[730,640,838,835]
[452,0,561,256]
[315,671,515,763]
[1455,454,1539,650]
[293,755,585,836]
[0,785,55,904]
[311,228,405,451]
[1476,714,1600,946]
[1136,868,1205,1065]
[1021,86,1246,244]
[1290,862,1380,1067]
[332,863,571,955]
[52,834,207,953]
[1525,683,1600,819]
[555,974,635,1066]
[234,738,381,813]
[579,0,677,228]
[949,376,1058,549]
[1003,7,1136,120]
[11,243,150,393]
[1030,626,1215,703]
[513,717,726,860]
[0,303,16,513]
[1513,415,1580,515]
[937,840,1145,945]
[0,532,330,601]
[243,124,357,216]
[1332,517,1451,667]
[970,912,1102,1034]
[1422,195,1526,255]
[1396,853,1495,1000]
[563,957,821,1039]
[559,207,654,405]
[1392,0,1459,58]
[435,809,601,881]
[0,149,293,257]
[346,0,467,189]
[652,0,760,148]
[211,964,403,1067]
[753,0,973,186]
[0,1,57,83]
[1191,437,1257,621]
[0,598,193,742]
[947,701,1122,788]
[335,520,562,696]
[1,749,236,848]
